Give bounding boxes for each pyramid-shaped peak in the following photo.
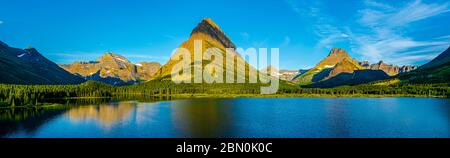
[192,18,224,35]
[190,18,235,49]
[328,48,350,57]
[202,18,221,31]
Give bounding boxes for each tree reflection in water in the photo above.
[170,99,234,138]
[0,98,113,137]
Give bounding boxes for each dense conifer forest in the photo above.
[1,80,449,107]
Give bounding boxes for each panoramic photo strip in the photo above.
[0,0,449,156]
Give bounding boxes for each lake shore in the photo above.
[1,93,447,109]
[114,93,449,99]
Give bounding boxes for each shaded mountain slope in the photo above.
[0,40,84,85]
[420,46,450,69]
[306,70,391,88]
[397,46,450,84]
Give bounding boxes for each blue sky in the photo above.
[0,0,449,69]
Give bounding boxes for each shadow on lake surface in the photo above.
[0,97,449,138]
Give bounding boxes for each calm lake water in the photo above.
[0,98,449,138]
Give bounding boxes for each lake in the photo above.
[0,98,449,138]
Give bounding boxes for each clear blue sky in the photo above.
[0,0,449,69]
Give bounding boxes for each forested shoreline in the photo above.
[1,80,449,108]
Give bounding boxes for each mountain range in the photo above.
[260,66,307,81]
[0,18,448,88]
[360,61,418,76]
[292,48,418,87]
[60,53,161,85]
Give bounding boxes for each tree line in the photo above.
[0,81,113,107]
[1,80,449,107]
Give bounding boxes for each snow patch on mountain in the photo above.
[17,53,26,58]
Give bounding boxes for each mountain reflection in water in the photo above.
[0,98,449,138]
[67,101,136,128]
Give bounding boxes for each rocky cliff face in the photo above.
[95,53,138,82]
[369,61,400,76]
[293,48,357,83]
[359,60,418,76]
[190,18,236,49]
[292,47,419,86]
[136,62,162,81]
[0,40,84,84]
[327,58,364,79]
[400,65,418,73]
[61,53,160,85]
[359,61,370,68]
[316,48,352,69]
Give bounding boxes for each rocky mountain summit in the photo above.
[156,18,259,82]
[361,60,418,76]
[293,48,418,87]
[293,48,361,83]
[60,53,160,85]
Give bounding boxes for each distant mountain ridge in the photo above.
[361,60,418,76]
[60,52,161,85]
[4,17,444,88]
[293,48,417,87]
[0,40,84,85]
